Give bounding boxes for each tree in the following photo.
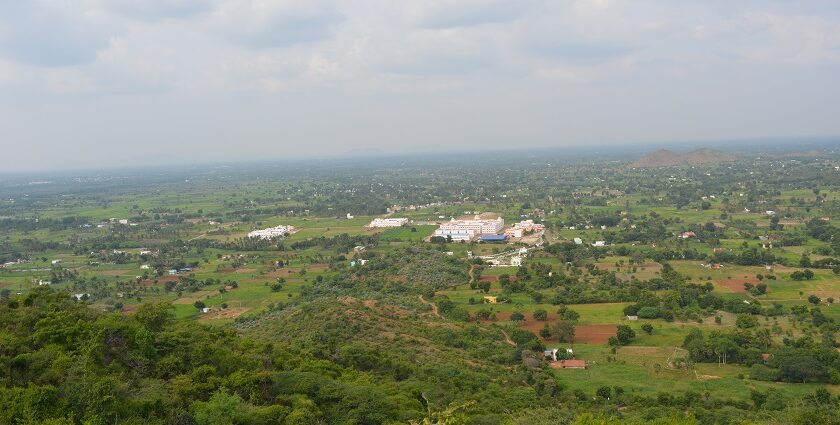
[596,386,612,400]
[193,388,247,425]
[808,295,821,305]
[539,324,551,339]
[615,325,635,345]
[533,309,548,321]
[641,323,653,334]
[270,282,283,292]
[510,311,525,321]
[194,300,206,310]
[552,320,576,343]
[736,313,758,328]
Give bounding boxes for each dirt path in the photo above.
[468,265,476,285]
[499,329,516,347]
[418,295,442,318]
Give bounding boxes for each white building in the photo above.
[504,220,546,238]
[592,241,606,247]
[368,218,409,228]
[433,216,504,241]
[51,259,62,265]
[247,225,296,240]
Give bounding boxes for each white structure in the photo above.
[368,218,409,228]
[118,219,129,225]
[346,213,354,219]
[511,256,523,266]
[51,259,62,265]
[504,220,545,238]
[248,225,296,240]
[573,238,583,245]
[140,264,150,269]
[433,216,504,241]
[592,241,606,247]
[139,249,153,256]
[38,280,51,286]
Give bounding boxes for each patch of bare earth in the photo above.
[716,277,762,293]
[573,325,618,344]
[199,308,249,320]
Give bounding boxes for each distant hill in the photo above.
[631,148,737,167]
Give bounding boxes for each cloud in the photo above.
[408,0,538,29]
[208,0,344,48]
[100,0,215,21]
[0,2,117,67]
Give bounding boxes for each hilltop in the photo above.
[631,148,737,167]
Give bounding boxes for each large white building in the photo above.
[504,220,546,238]
[248,225,295,240]
[433,216,504,241]
[368,218,409,228]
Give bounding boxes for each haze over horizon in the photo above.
[1,1,839,172]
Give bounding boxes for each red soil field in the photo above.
[573,324,618,344]
[715,277,766,293]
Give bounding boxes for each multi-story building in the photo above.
[248,225,295,240]
[368,218,409,227]
[504,219,546,238]
[433,216,504,241]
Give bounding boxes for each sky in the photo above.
[1,0,839,172]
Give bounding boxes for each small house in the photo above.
[168,269,177,275]
[680,231,696,239]
[51,259,62,265]
[483,296,497,304]
[544,349,559,362]
[625,315,639,321]
[573,237,583,245]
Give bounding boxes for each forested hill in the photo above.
[1,286,839,424]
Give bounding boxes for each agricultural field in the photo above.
[1,149,840,424]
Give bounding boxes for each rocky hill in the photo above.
[631,148,737,167]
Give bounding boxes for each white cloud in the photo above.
[1,0,839,172]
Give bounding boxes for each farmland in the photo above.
[1,148,840,424]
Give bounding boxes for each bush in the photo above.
[637,306,662,319]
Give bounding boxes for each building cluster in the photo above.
[504,219,545,238]
[368,218,409,228]
[247,225,296,240]
[433,216,504,241]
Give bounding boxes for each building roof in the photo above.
[479,235,508,241]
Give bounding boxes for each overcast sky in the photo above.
[1,1,839,172]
